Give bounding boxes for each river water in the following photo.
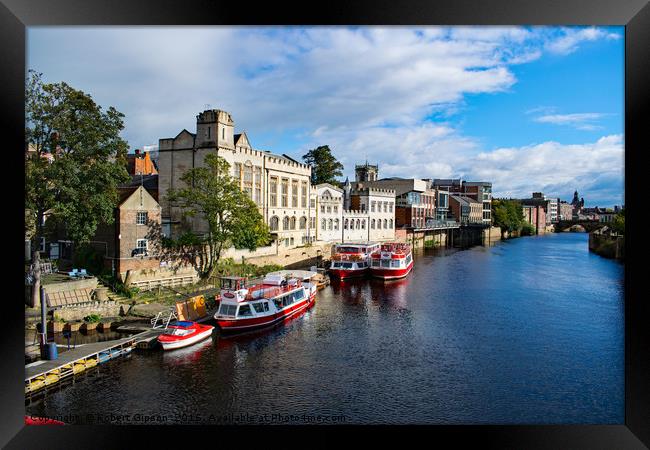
[26,232,624,424]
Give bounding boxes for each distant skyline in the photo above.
[28,26,624,207]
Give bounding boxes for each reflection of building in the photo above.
[158,109,312,249]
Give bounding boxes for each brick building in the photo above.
[127,149,158,175]
[449,195,483,225]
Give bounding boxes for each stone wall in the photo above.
[53,303,123,321]
[243,242,333,267]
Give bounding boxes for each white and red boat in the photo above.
[369,242,414,280]
[213,272,317,333]
[328,242,380,279]
[157,321,215,350]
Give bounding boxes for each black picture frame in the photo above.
[3,1,648,448]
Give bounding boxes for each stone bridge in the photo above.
[555,220,604,233]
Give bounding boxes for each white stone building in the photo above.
[158,109,313,249]
[313,183,343,242]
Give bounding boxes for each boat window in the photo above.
[381,259,391,268]
[263,301,270,312]
[331,262,340,268]
[168,328,193,336]
[342,263,353,269]
[371,259,380,267]
[282,295,293,307]
[218,304,237,317]
[237,305,253,317]
[391,260,401,268]
[252,302,265,313]
[274,298,283,309]
[294,290,304,300]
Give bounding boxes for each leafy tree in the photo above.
[611,208,625,235]
[492,199,525,238]
[25,70,130,248]
[302,145,344,185]
[165,154,271,279]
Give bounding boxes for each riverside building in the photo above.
[158,109,313,249]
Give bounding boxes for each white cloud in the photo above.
[533,112,609,130]
[544,27,621,55]
[467,134,624,203]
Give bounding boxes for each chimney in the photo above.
[135,149,141,155]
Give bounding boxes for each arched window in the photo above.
[361,220,365,229]
[283,216,290,230]
[344,219,349,229]
[356,219,360,229]
[334,219,339,230]
[321,218,327,230]
[270,216,279,231]
[350,220,355,230]
[378,220,382,229]
[384,219,388,229]
[389,219,393,229]
[328,219,333,230]
[371,219,375,229]
[290,216,296,230]
[299,216,307,230]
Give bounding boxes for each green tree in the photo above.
[165,154,271,279]
[492,199,525,238]
[25,70,130,250]
[611,208,625,235]
[302,145,344,185]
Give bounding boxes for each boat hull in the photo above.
[217,292,316,332]
[370,261,413,280]
[328,268,368,279]
[159,326,214,351]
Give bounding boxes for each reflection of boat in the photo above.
[157,321,215,350]
[329,242,380,279]
[370,243,414,280]
[214,273,317,333]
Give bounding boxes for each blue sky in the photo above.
[27,26,624,207]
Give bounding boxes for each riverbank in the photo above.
[589,232,624,260]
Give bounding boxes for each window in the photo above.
[310,199,316,208]
[334,206,338,213]
[290,216,296,230]
[292,180,299,207]
[377,220,382,229]
[371,201,376,212]
[136,211,148,225]
[234,163,242,184]
[389,219,393,229]
[252,302,265,313]
[238,305,253,317]
[283,216,290,230]
[222,128,225,140]
[301,182,308,207]
[310,217,316,229]
[328,219,333,230]
[321,218,327,230]
[270,216,279,231]
[334,219,339,230]
[350,220,355,230]
[321,205,325,213]
[137,239,147,250]
[344,219,349,229]
[384,219,388,229]
[299,216,307,230]
[290,237,294,245]
[218,304,237,317]
[254,166,262,205]
[361,220,365,229]
[371,219,375,229]
[281,178,289,207]
[270,176,278,207]
[327,206,332,213]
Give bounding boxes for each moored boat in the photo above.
[369,242,414,280]
[214,273,317,333]
[157,321,215,350]
[329,242,380,279]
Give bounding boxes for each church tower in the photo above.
[196,109,235,150]
[355,161,378,182]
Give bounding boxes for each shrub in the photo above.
[83,314,101,323]
[520,222,536,236]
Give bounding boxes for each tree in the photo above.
[302,145,344,185]
[25,70,130,247]
[165,154,271,279]
[611,208,625,235]
[492,199,525,238]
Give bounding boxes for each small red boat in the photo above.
[329,242,380,279]
[214,272,317,333]
[157,321,214,350]
[370,242,414,280]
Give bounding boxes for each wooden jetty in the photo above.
[24,329,165,396]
